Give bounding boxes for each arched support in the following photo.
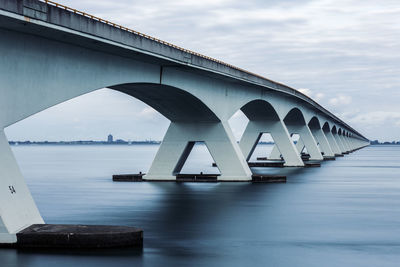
[338,131,350,152]
[286,124,323,160]
[348,137,356,151]
[295,138,305,154]
[145,121,252,181]
[283,109,323,161]
[323,124,341,155]
[238,100,303,167]
[311,128,334,157]
[239,120,304,167]
[0,130,44,244]
[308,118,334,158]
[268,144,282,160]
[343,135,352,151]
[332,127,346,153]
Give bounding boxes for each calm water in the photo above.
[2,144,400,266]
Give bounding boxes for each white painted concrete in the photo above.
[286,124,324,161]
[239,120,304,167]
[0,130,44,243]
[145,121,252,181]
[311,128,335,157]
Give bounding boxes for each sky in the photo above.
[5,0,400,141]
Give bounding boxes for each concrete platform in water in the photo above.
[112,173,286,183]
[248,161,285,167]
[1,224,143,249]
[304,161,321,167]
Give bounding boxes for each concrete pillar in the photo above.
[239,120,304,167]
[0,130,44,244]
[339,134,350,152]
[348,137,355,151]
[145,121,252,181]
[311,128,335,157]
[346,137,354,151]
[268,144,281,160]
[324,130,341,155]
[346,137,353,151]
[333,132,346,153]
[286,124,324,161]
[295,138,305,154]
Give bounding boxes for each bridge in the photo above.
[0,0,369,245]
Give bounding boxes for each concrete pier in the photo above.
[2,224,143,249]
[251,175,286,183]
[304,161,321,167]
[248,161,285,167]
[112,173,287,183]
[176,174,219,182]
[113,173,144,182]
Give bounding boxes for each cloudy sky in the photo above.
[5,0,400,141]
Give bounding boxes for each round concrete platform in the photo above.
[15,224,143,249]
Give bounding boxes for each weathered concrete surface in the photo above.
[14,224,143,248]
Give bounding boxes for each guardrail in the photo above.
[42,0,263,79]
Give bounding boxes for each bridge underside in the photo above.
[0,2,369,244]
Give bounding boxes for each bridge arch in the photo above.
[332,125,338,134]
[240,99,280,121]
[308,116,322,130]
[322,122,331,133]
[109,83,219,122]
[283,107,306,126]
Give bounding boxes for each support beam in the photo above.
[295,138,305,154]
[311,128,335,157]
[339,134,350,152]
[344,136,352,151]
[286,124,324,161]
[0,130,44,244]
[324,130,341,155]
[145,121,252,181]
[333,132,346,153]
[239,120,304,167]
[268,144,282,160]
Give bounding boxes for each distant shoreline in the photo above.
[8,141,276,145]
[9,141,161,145]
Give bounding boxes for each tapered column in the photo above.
[295,138,305,154]
[146,121,252,181]
[324,130,341,155]
[239,120,304,166]
[339,134,350,152]
[286,124,323,161]
[311,128,335,157]
[0,130,44,244]
[346,137,354,151]
[268,144,282,160]
[333,132,346,153]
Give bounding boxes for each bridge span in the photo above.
[0,0,369,244]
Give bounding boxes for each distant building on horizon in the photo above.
[107,134,113,143]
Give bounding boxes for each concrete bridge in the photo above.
[0,0,369,244]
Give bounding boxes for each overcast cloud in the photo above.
[5,0,400,141]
